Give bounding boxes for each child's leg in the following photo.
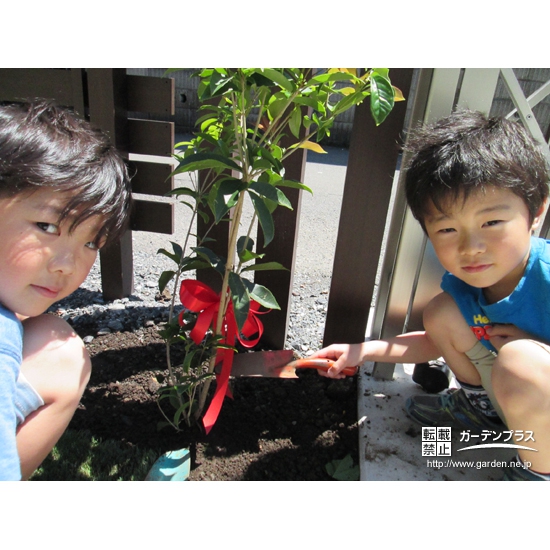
[492,340,550,475]
[422,292,483,386]
[16,314,91,480]
[408,292,504,429]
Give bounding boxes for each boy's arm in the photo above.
[485,324,547,350]
[311,331,442,379]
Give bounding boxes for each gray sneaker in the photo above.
[406,388,503,432]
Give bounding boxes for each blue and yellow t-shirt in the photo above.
[441,237,550,353]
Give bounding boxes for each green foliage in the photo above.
[156,316,217,430]
[29,430,157,481]
[157,68,401,429]
[325,454,360,481]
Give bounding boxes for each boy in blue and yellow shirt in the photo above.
[314,110,550,481]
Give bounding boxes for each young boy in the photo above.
[313,110,550,481]
[0,100,131,480]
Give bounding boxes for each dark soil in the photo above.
[68,323,359,481]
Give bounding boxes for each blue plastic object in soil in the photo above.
[145,448,190,481]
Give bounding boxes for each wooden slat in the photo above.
[69,68,86,117]
[87,68,129,152]
[87,69,134,299]
[323,69,415,347]
[129,160,174,195]
[0,68,77,105]
[127,74,175,115]
[254,167,304,350]
[128,119,174,156]
[255,114,309,350]
[131,199,174,234]
[100,231,134,302]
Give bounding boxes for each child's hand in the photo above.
[310,343,363,379]
[485,324,533,351]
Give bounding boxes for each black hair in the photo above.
[0,100,132,246]
[404,110,549,231]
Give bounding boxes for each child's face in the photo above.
[424,186,544,303]
[0,188,104,318]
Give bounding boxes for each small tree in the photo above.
[157,68,403,433]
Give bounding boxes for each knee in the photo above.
[21,314,91,407]
[493,340,550,415]
[423,293,454,334]
[423,292,471,342]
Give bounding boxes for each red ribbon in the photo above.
[179,279,267,433]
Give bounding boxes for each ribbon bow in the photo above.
[179,279,266,433]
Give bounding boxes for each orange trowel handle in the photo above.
[287,358,358,377]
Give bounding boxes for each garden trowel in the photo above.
[227,350,357,378]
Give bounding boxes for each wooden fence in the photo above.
[0,68,414,352]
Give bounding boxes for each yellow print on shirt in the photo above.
[471,314,491,341]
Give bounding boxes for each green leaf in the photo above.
[293,96,322,110]
[241,261,288,273]
[193,247,225,275]
[289,107,301,138]
[159,270,176,293]
[171,152,242,175]
[325,454,360,481]
[239,249,265,263]
[257,146,283,173]
[228,272,250,331]
[307,71,356,86]
[249,193,274,246]
[276,180,313,194]
[267,97,289,121]
[179,257,211,272]
[167,187,198,199]
[237,235,254,255]
[197,209,210,224]
[238,236,264,263]
[249,181,292,209]
[157,248,180,265]
[258,68,294,92]
[211,178,244,223]
[295,141,327,154]
[370,70,395,126]
[244,282,280,310]
[372,67,389,79]
[209,69,233,97]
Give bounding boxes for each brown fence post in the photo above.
[255,137,307,350]
[323,68,414,346]
[87,68,134,300]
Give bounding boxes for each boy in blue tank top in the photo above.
[313,110,550,481]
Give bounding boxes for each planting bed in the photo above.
[68,323,359,481]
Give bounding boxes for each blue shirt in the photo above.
[441,237,550,353]
[0,305,23,481]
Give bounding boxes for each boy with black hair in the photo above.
[313,110,550,480]
[0,100,132,480]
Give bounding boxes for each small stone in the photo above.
[83,335,94,344]
[108,320,124,332]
